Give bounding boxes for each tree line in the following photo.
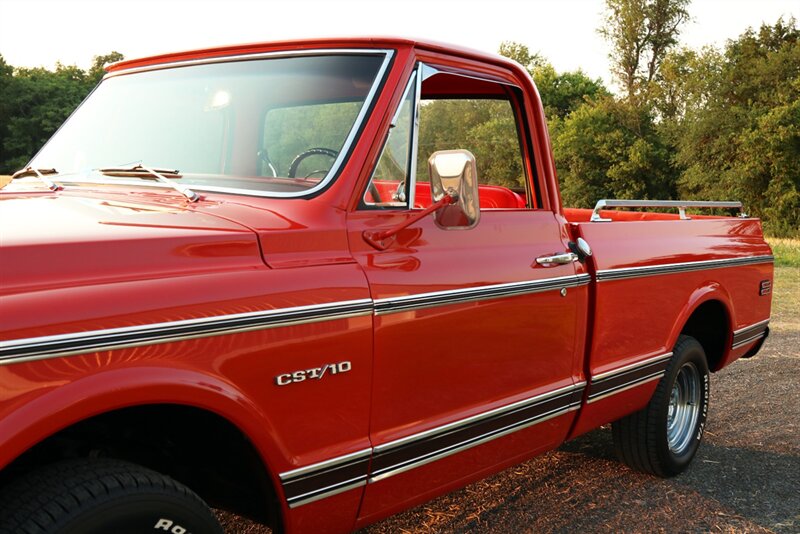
[0,1,797,236]
[509,1,799,236]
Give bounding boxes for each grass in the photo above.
[768,237,800,268]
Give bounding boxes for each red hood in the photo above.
[0,191,264,295]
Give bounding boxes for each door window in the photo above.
[361,64,534,210]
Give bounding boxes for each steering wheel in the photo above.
[288,147,339,179]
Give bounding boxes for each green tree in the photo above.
[600,0,691,103]
[674,18,800,235]
[551,96,675,207]
[0,52,123,174]
[499,41,608,119]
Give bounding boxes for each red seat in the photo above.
[370,181,526,209]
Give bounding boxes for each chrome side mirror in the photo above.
[428,150,480,230]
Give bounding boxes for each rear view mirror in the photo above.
[429,150,480,230]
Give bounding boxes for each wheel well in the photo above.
[0,405,281,530]
[680,300,729,372]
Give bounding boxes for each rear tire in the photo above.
[0,458,223,534]
[612,335,710,477]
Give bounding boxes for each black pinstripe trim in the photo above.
[732,319,769,349]
[280,450,372,508]
[369,383,585,482]
[588,353,672,402]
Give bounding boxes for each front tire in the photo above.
[0,459,223,534]
[612,335,710,477]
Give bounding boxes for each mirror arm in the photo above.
[363,194,456,250]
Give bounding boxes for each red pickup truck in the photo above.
[0,38,773,533]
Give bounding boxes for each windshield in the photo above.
[30,52,389,196]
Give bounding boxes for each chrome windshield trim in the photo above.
[279,448,372,481]
[592,352,673,382]
[0,299,373,365]
[69,49,395,200]
[596,255,774,282]
[374,273,590,315]
[373,382,585,454]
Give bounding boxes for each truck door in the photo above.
[346,63,589,522]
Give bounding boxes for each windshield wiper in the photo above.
[11,167,62,191]
[97,164,199,202]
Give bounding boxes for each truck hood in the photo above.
[0,192,264,294]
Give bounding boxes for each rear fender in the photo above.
[665,282,735,368]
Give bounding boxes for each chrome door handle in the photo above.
[536,252,579,266]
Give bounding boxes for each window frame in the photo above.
[359,61,539,211]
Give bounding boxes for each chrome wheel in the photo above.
[666,362,701,454]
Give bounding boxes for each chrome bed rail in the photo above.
[590,199,744,222]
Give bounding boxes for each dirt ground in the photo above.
[219,265,799,533]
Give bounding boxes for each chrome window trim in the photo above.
[374,273,590,315]
[596,255,774,282]
[68,49,395,200]
[0,299,373,366]
[362,66,418,208]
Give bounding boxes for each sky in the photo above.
[0,0,797,90]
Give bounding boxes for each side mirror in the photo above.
[429,150,480,230]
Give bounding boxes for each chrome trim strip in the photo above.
[596,255,774,282]
[592,352,673,381]
[733,318,770,336]
[97,49,394,200]
[0,299,373,366]
[731,318,770,349]
[280,383,587,505]
[373,382,585,453]
[287,477,367,508]
[279,448,372,482]
[374,274,590,315]
[586,373,664,404]
[732,332,766,350]
[369,404,581,483]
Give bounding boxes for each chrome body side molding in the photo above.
[596,255,774,282]
[732,319,770,349]
[374,274,590,315]
[0,299,374,365]
[277,382,587,506]
[587,352,673,404]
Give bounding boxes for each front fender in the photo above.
[0,364,283,491]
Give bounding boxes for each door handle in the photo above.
[535,252,579,266]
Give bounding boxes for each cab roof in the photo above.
[106,36,521,74]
